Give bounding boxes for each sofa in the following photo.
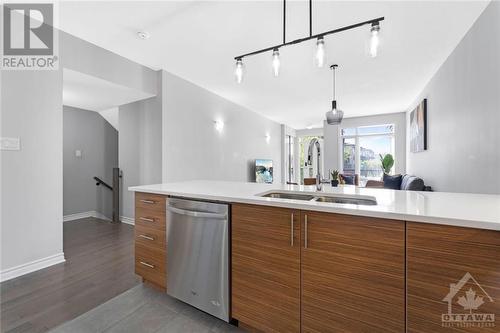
[365,174,432,191]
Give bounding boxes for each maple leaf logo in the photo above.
[457,288,485,313]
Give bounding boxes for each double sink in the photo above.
[261,192,377,206]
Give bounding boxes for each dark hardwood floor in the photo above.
[0,218,140,333]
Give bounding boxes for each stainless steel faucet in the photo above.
[307,138,322,191]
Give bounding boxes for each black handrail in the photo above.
[93,168,121,223]
[94,176,112,190]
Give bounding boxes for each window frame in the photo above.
[339,124,396,183]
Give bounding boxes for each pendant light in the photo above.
[325,64,344,125]
[315,36,326,68]
[369,22,380,58]
[234,58,244,83]
[272,48,280,77]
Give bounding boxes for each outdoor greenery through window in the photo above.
[341,124,395,185]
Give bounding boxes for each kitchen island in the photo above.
[129,180,500,333]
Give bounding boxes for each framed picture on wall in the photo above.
[255,159,273,184]
[410,99,427,153]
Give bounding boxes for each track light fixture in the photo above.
[233,0,384,82]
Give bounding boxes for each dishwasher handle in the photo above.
[167,205,227,220]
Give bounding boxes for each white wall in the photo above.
[406,2,500,194]
[119,71,163,219]
[63,106,118,218]
[324,113,407,175]
[60,32,157,96]
[163,72,282,184]
[1,68,64,279]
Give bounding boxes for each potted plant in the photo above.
[379,153,394,176]
[330,170,340,187]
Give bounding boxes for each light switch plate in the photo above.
[0,137,21,151]
[75,150,82,157]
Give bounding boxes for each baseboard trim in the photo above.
[120,216,135,225]
[63,211,111,222]
[0,253,66,283]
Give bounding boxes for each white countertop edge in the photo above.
[129,185,500,231]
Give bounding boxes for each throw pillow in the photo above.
[383,174,402,190]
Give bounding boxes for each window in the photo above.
[340,124,395,185]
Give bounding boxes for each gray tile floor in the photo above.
[48,284,241,333]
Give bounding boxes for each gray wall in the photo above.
[163,72,282,184]
[1,68,64,273]
[119,71,163,219]
[406,2,500,194]
[60,32,157,96]
[324,112,407,175]
[63,106,118,218]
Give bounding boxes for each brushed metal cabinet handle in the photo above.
[139,261,155,269]
[138,234,154,241]
[290,213,294,247]
[140,199,156,204]
[139,217,155,222]
[304,214,308,249]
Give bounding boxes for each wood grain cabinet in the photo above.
[232,204,301,332]
[134,192,168,290]
[231,205,405,333]
[300,211,405,333]
[407,222,500,333]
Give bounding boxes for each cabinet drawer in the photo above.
[135,192,166,213]
[135,207,166,231]
[135,224,166,249]
[135,244,166,288]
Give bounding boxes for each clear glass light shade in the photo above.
[326,107,344,125]
[315,37,326,68]
[234,59,244,83]
[272,49,280,77]
[369,25,380,58]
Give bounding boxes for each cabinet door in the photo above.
[232,204,300,332]
[407,222,500,333]
[301,211,405,333]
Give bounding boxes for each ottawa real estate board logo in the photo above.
[1,2,58,70]
[442,272,495,328]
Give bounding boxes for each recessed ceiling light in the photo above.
[137,31,150,40]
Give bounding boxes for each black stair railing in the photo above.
[94,167,121,223]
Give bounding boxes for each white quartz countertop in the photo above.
[129,180,500,231]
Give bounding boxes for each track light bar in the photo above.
[234,17,384,61]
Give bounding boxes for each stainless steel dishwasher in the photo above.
[166,197,229,322]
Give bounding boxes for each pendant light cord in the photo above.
[283,0,286,44]
[309,0,312,37]
[332,66,336,100]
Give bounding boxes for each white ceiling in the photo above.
[63,68,155,112]
[58,1,489,129]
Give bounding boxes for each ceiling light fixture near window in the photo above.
[214,120,224,132]
[265,133,271,143]
[137,31,150,40]
[369,22,380,57]
[325,64,344,125]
